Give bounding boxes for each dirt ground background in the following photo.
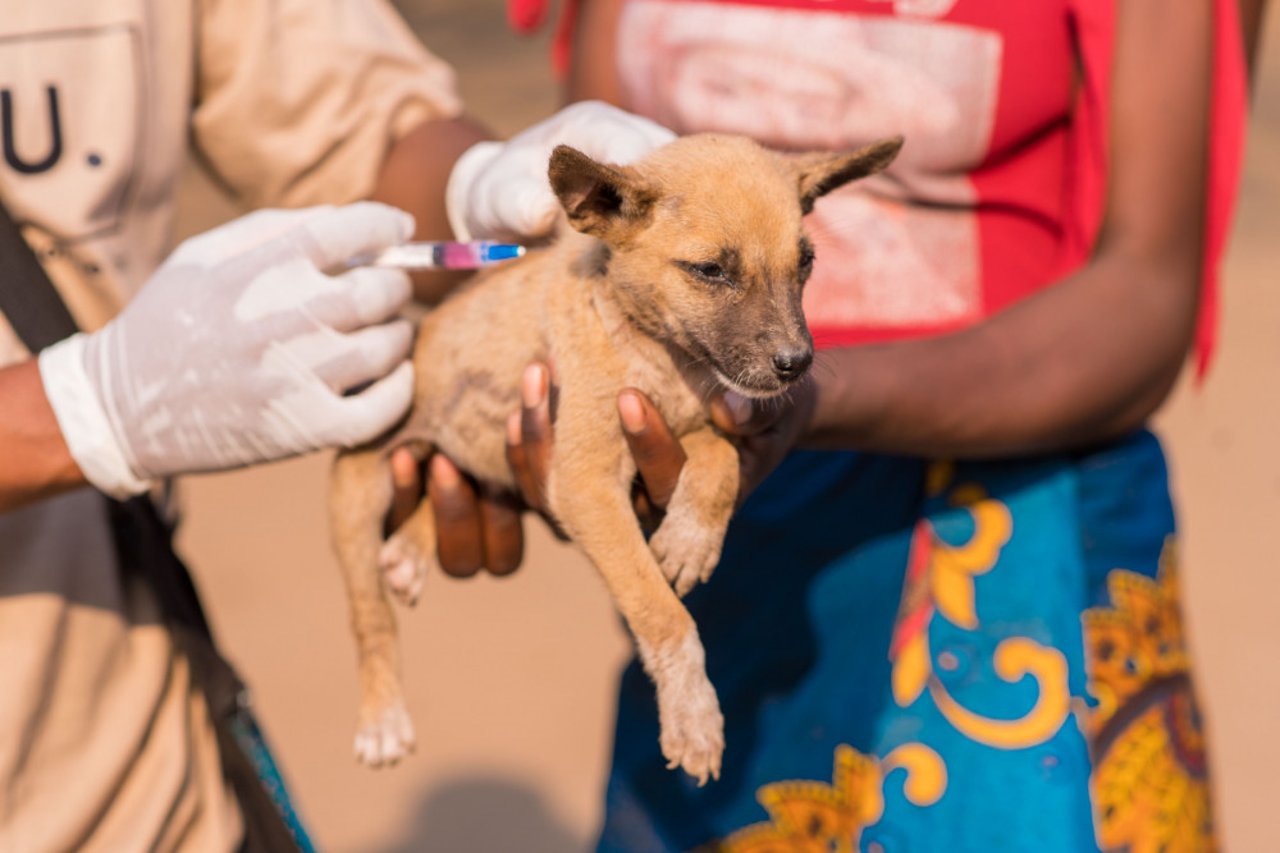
[172,3,1280,850]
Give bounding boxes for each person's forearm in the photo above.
[370,115,492,303]
[0,359,86,511]
[1241,0,1270,80]
[804,0,1215,460]
[567,0,627,104]
[804,250,1199,459]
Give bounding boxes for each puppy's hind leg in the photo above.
[330,447,416,767]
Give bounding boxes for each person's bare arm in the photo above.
[0,360,86,511]
[567,0,629,104]
[1241,0,1271,79]
[800,0,1230,458]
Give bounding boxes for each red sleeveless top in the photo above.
[512,0,1245,376]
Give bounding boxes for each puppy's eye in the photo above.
[798,242,816,284]
[677,260,733,286]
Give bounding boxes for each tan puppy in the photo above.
[329,133,902,783]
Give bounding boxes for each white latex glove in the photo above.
[38,203,417,498]
[446,100,676,241]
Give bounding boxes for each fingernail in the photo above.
[522,364,546,408]
[724,391,752,426]
[430,454,460,487]
[506,410,522,445]
[391,449,417,485]
[618,392,645,434]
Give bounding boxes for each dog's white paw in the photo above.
[656,671,725,786]
[650,513,723,597]
[378,534,428,607]
[354,699,417,768]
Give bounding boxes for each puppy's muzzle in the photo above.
[771,347,814,382]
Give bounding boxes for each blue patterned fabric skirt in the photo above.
[598,430,1213,852]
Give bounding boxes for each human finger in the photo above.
[429,454,485,578]
[316,265,413,331]
[313,320,414,393]
[494,178,561,240]
[329,360,415,447]
[618,389,686,509]
[709,390,789,437]
[298,202,416,271]
[386,447,424,534]
[479,489,524,576]
[506,411,544,512]
[519,363,554,506]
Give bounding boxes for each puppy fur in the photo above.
[329,133,902,782]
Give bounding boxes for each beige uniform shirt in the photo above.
[0,1,460,849]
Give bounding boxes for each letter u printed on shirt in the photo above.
[0,22,141,241]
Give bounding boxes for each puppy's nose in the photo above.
[771,348,813,381]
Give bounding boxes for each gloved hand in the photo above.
[38,203,417,498]
[446,100,676,241]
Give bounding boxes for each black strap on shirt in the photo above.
[0,201,303,853]
[0,204,77,353]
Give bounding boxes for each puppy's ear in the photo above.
[548,145,657,241]
[789,136,904,214]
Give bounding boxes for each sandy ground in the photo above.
[172,4,1280,850]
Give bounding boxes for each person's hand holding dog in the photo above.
[498,360,819,545]
[506,364,692,536]
[706,382,820,507]
[385,360,696,577]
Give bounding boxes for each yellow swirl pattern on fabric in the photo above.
[931,483,1012,629]
[891,467,1066,750]
[891,471,1013,708]
[928,637,1071,749]
[881,743,947,806]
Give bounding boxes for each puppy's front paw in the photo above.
[650,513,723,597]
[354,698,417,768]
[656,672,725,786]
[378,534,430,607]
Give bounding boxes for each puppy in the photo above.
[329,133,902,783]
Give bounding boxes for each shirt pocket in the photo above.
[0,23,142,241]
